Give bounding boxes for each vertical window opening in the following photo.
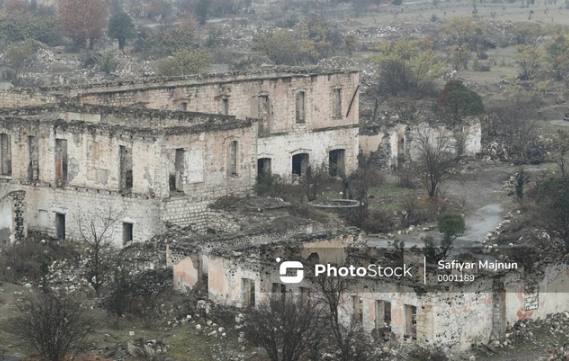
[119,145,133,191]
[28,136,39,182]
[295,91,305,123]
[55,139,68,186]
[0,133,11,176]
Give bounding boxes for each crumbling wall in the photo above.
[76,71,360,136]
[0,90,56,108]
[360,119,482,169]
[0,182,162,247]
[0,190,27,244]
[504,262,569,324]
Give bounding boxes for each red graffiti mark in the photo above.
[517,308,533,321]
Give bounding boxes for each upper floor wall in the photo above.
[76,70,360,136]
[0,108,256,201]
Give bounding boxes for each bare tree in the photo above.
[313,275,371,361]
[242,297,325,361]
[485,99,542,161]
[77,205,122,295]
[413,128,456,197]
[298,163,330,202]
[339,153,383,206]
[12,292,92,361]
[551,129,569,175]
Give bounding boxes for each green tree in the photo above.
[537,175,569,253]
[515,44,543,80]
[156,49,210,76]
[254,29,319,65]
[436,80,484,124]
[108,12,136,50]
[196,0,210,25]
[447,43,471,70]
[440,17,486,49]
[545,35,569,81]
[424,212,465,263]
[373,38,446,97]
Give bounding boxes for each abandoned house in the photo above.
[0,104,257,245]
[65,67,361,178]
[360,119,482,170]
[170,228,569,352]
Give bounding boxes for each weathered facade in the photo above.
[360,119,482,170]
[179,234,569,352]
[65,68,360,177]
[0,104,257,246]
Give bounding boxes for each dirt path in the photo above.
[367,164,513,248]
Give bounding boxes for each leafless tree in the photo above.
[298,163,331,202]
[340,153,383,206]
[485,100,542,161]
[242,297,325,361]
[313,275,371,361]
[413,128,456,197]
[77,205,123,295]
[12,292,92,361]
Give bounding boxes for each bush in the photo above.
[142,26,196,58]
[156,49,210,76]
[0,237,78,285]
[0,12,62,46]
[408,347,448,361]
[12,292,92,361]
[348,208,396,233]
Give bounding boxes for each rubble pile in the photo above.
[475,313,569,360]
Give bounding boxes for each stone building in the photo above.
[64,67,361,178]
[0,67,360,245]
[0,104,257,246]
[175,234,569,352]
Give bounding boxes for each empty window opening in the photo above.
[123,222,133,245]
[0,133,11,176]
[228,141,238,176]
[295,91,305,123]
[257,158,271,177]
[242,278,255,308]
[220,98,229,115]
[292,153,309,176]
[55,213,65,240]
[177,102,188,111]
[352,296,363,323]
[405,305,417,341]
[55,139,68,186]
[28,136,39,182]
[376,300,392,329]
[119,145,133,191]
[257,95,270,135]
[272,283,286,303]
[329,149,345,176]
[169,148,185,192]
[333,88,342,118]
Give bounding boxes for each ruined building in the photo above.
[0,104,257,245]
[0,67,360,245]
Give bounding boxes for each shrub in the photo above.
[12,292,92,361]
[156,49,210,76]
[0,237,78,284]
[0,13,62,46]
